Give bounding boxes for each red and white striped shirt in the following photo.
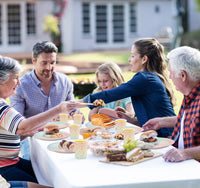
[0,99,24,167]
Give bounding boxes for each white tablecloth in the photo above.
[30,130,200,188]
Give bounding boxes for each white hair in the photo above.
[167,46,200,81]
[0,56,22,83]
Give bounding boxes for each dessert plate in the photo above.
[47,142,74,153]
[85,122,143,134]
[152,137,175,149]
[34,131,70,141]
[45,121,70,129]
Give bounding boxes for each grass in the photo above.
[62,51,130,64]
[181,29,200,49]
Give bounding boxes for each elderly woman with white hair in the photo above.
[0,56,75,185]
[143,46,200,162]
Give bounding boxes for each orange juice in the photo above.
[115,119,127,133]
[123,128,134,142]
[59,113,69,123]
[75,140,88,159]
[73,114,82,125]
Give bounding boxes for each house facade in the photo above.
[0,0,200,54]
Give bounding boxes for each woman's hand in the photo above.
[115,107,127,118]
[59,101,79,113]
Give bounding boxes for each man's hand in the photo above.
[163,148,187,162]
[143,116,177,131]
[143,118,162,131]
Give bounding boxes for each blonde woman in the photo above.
[88,62,134,121]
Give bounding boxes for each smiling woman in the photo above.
[0,55,72,185]
[0,57,22,99]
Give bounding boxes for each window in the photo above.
[7,5,21,44]
[82,3,90,34]
[26,3,36,35]
[113,5,124,42]
[130,3,137,33]
[96,5,107,43]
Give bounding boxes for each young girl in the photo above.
[88,62,134,121]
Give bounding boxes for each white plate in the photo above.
[85,122,143,134]
[85,122,115,130]
[34,131,70,141]
[45,121,70,129]
[47,142,75,153]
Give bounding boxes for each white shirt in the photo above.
[178,111,185,149]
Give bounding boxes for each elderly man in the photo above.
[9,41,76,160]
[143,46,200,162]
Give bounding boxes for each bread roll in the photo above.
[140,130,157,139]
[140,130,158,142]
[91,114,115,127]
[44,124,59,134]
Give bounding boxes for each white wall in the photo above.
[61,0,176,53]
[0,0,53,53]
[24,0,53,52]
[137,0,175,38]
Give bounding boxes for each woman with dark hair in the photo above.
[74,38,176,138]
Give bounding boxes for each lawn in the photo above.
[62,50,130,64]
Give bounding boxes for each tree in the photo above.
[43,0,68,52]
[195,0,200,11]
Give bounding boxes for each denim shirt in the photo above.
[84,72,175,137]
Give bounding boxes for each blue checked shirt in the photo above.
[9,70,75,118]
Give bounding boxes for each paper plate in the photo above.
[125,123,143,134]
[85,122,143,134]
[152,137,175,149]
[85,122,115,130]
[45,121,70,129]
[34,131,70,141]
[47,142,74,153]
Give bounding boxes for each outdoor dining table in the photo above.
[30,125,200,188]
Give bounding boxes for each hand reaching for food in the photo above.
[66,99,105,111]
[115,106,126,113]
[93,99,105,107]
